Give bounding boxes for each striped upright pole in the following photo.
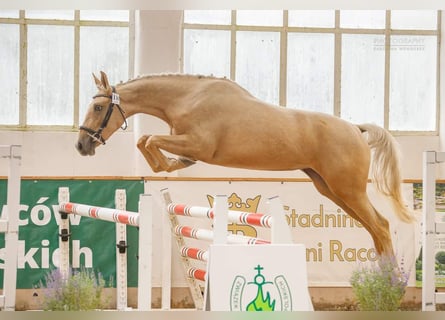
[167,204,273,228]
[59,202,139,226]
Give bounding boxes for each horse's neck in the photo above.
[117,75,194,123]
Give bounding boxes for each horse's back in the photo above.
[177,79,367,171]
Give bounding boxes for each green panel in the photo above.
[0,179,144,289]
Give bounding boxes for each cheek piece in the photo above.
[80,86,127,145]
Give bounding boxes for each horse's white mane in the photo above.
[121,73,232,85]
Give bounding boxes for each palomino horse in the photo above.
[76,71,413,259]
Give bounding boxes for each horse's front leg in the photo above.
[137,134,197,173]
[137,135,164,172]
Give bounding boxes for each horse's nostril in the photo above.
[76,142,83,151]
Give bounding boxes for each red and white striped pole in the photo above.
[167,204,273,228]
[174,225,270,245]
[59,202,139,226]
[187,267,207,282]
[180,246,208,262]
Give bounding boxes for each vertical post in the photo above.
[2,145,21,311]
[137,194,152,311]
[268,196,313,310]
[422,151,437,311]
[161,189,172,310]
[268,196,292,244]
[204,195,228,310]
[212,195,228,245]
[115,189,128,311]
[58,187,71,281]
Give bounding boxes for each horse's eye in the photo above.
[94,105,103,112]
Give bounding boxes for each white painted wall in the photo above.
[0,10,443,180]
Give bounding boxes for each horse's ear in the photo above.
[100,71,111,92]
[92,73,102,89]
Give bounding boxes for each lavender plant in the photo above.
[40,267,110,311]
[350,257,409,311]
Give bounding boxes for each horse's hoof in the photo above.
[137,135,151,148]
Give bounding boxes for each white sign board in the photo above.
[204,244,313,311]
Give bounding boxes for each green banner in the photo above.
[0,179,144,289]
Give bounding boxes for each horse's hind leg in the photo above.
[303,168,394,258]
[341,197,393,258]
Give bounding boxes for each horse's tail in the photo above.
[358,123,414,223]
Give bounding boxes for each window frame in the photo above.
[0,10,135,131]
[181,10,441,135]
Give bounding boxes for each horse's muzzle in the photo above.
[76,139,96,156]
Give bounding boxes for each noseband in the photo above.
[80,86,128,145]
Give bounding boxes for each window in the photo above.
[0,10,133,129]
[182,10,441,133]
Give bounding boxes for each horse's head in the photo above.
[76,71,127,156]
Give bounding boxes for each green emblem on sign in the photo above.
[246,265,276,311]
[230,264,292,311]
